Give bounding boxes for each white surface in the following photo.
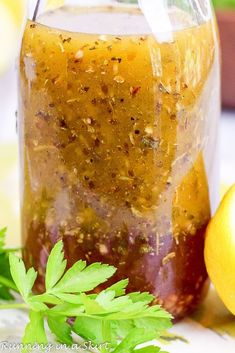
[220,110,235,186]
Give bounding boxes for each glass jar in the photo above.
[19,0,220,320]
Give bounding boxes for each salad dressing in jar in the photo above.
[19,0,220,319]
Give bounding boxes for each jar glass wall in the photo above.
[19,0,220,319]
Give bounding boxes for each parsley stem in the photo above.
[0,303,28,310]
[0,275,19,292]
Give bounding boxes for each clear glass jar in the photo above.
[19,0,220,319]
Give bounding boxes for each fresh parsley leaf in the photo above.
[0,237,172,353]
[45,240,67,292]
[0,253,15,300]
[49,302,84,317]
[51,261,116,294]
[51,292,84,304]
[0,285,13,300]
[29,293,63,306]
[112,319,134,344]
[0,227,7,251]
[105,303,172,321]
[47,315,72,346]
[0,228,19,300]
[134,347,161,353]
[107,279,129,297]
[129,292,155,304]
[79,293,106,314]
[22,310,47,353]
[9,253,37,301]
[72,288,172,351]
[95,290,132,312]
[27,299,48,312]
[112,328,157,353]
[73,316,104,343]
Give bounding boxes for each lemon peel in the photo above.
[205,184,235,315]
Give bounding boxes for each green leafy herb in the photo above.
[0,228,18,300]
[9,254,37,302]
[0,227,7,250]
[47,315,73,345]
[22,311,47,353]
[45,240,67,291]
[0,234,172,353]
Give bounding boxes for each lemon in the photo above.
[205,184,235,314]
[0,0,26,74]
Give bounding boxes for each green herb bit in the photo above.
[0,237,172,353]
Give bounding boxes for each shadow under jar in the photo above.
[19,0,220,320]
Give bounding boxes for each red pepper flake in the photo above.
[83,86,90,92]
[94,138,100,147]
[59,117,68,129]
[89,181,95,189]
[130,86,141,97]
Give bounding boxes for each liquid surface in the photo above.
[38,6,195,35]
[19,6,220,319]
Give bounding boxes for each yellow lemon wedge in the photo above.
[0,0,26,74]
[205,184,235,314]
